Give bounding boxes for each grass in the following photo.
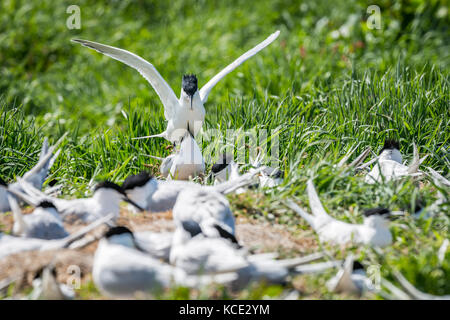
[0,0,449,299]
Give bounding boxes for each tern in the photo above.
[16,179,143,222]
[285,179,393,247]
[211,153,235,184]
[122,167,262,213]
[92,226,237,298]
[365,140,427,184]
[72,30,280,143]
[148,131,205,180]
[326,255,376,296]
[172,187,236,238]
[211,151,283,191]
[0,136,64,213]
[6,193,68,240]
[170,219,326,290]
[0,213,114,260]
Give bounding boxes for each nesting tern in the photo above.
[285,179,393,247]
[72,31,280,143]
[16,179,143,222]
[365,140,427,184]
[6,193,68,240]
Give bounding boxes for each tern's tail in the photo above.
[284,199,317,228]
[407,142,428,174]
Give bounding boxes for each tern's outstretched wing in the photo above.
[199,30,280,104]
[72,39,179,120]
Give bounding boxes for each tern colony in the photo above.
[0,30,448,300]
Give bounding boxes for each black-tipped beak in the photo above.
[123,197,144,212]
[190,95,193,110]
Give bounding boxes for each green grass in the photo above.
[0,0,449,299]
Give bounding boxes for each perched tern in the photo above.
[0,136,64,213]
[92,226,237,298]
[72,31,280,143]
[285,180,393,247]
[17,179,143,222]
[365,140,427,184]
[6,194,68,240]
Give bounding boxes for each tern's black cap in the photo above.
[94,181,126,195]
[0,177,7,187]
[213,224,240,246]
[105,226,133,239]
[211,153,232,174]
[380,139,400,154]
[37,201,57,209]
[363,207,390,217]
[353,261,365,270]
[122,171,153,191]
[182,74,198,96]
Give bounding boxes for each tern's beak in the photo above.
[190,95,193,110]
[123,197,144,212]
